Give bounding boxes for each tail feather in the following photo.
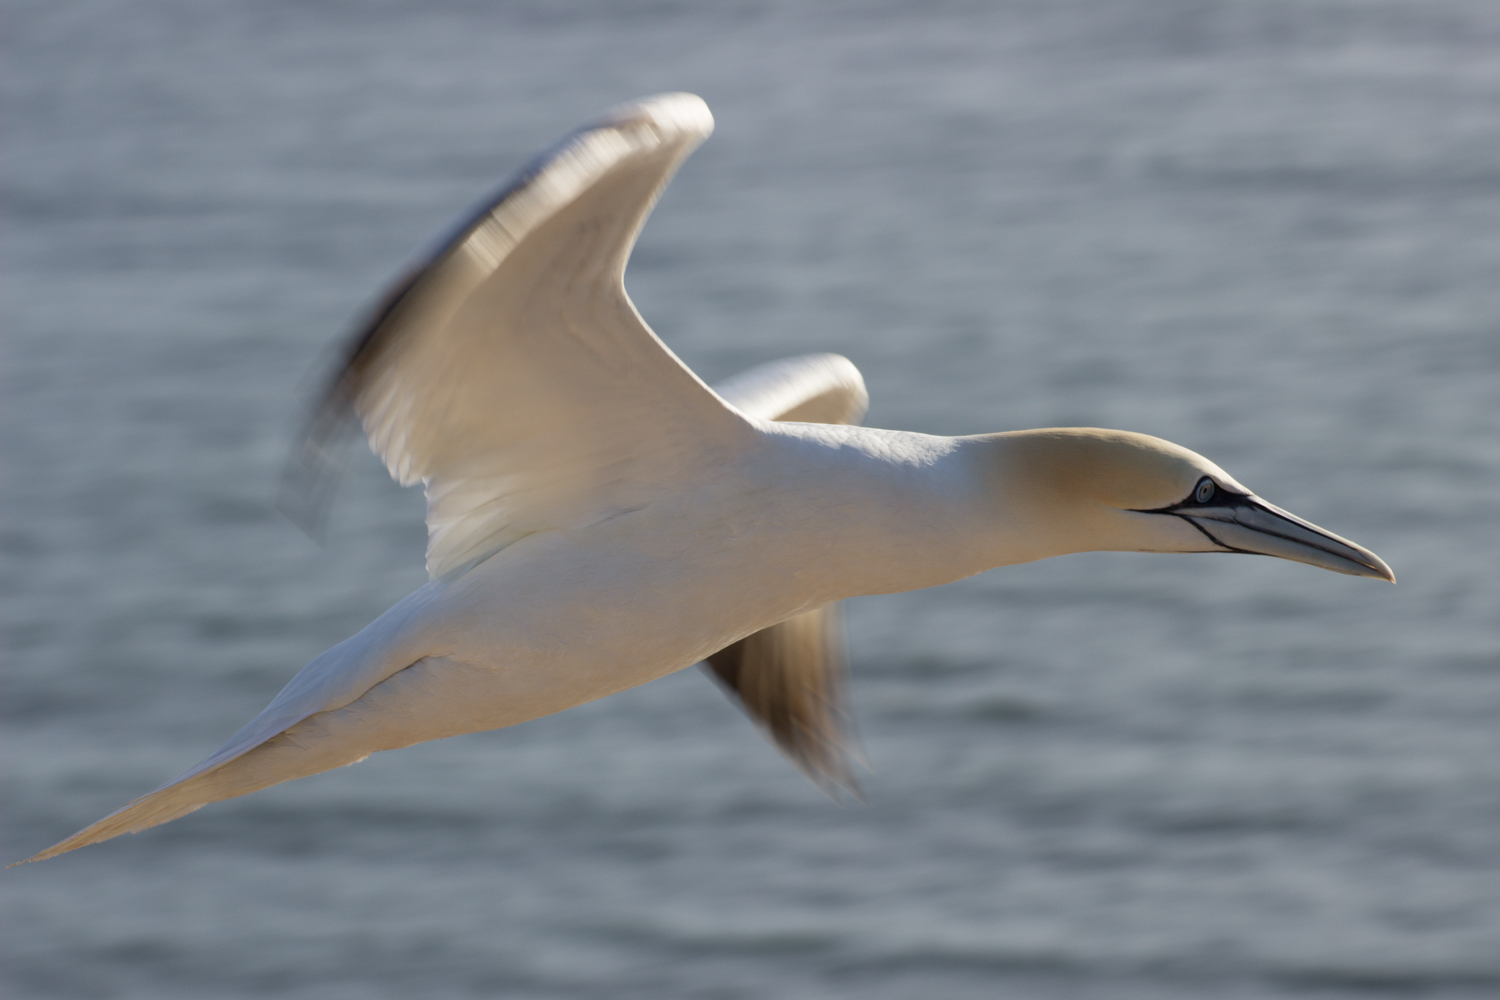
[15,654,482,864]
[16,781,218,865]
[14,713,374,865]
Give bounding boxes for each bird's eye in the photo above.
[1194,478,1216,504]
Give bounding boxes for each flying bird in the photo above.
[21,93,1392,864]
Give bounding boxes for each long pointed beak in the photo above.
[1172,495,1395,582]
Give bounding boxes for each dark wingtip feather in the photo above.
[704,605,865,801]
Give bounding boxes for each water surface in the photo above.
[5,2,1499,997]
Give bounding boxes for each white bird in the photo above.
[21,93,1393,864]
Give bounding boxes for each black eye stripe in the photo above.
[1129,478,1252,515]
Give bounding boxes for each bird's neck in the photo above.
[753,426,1048,599]
[758,425,1182,602]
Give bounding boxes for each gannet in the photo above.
[19,93,1392,864]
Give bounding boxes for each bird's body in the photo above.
[20,93,1392,864]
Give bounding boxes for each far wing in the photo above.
[713,353,868,426]
[283,93,749,579]
[705,354,868,797]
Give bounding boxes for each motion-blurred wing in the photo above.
[283,93,747,579]
[706,354,868,797]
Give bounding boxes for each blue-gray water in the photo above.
[5,2,1499,998]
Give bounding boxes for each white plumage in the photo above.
[21,94,1391,864]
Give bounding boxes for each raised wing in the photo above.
[713,353,868,426]
[284,93,749,579]
[705,354,868,797]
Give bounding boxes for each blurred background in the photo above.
[4,2,1498,998]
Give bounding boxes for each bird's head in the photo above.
[977,428,1393,581]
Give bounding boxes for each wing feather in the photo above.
[284,93,749,578]
[705,604,861,798]
[714,353,868,426]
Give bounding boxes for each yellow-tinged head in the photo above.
[996,428,1247,511]
[976,428,1393,581]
